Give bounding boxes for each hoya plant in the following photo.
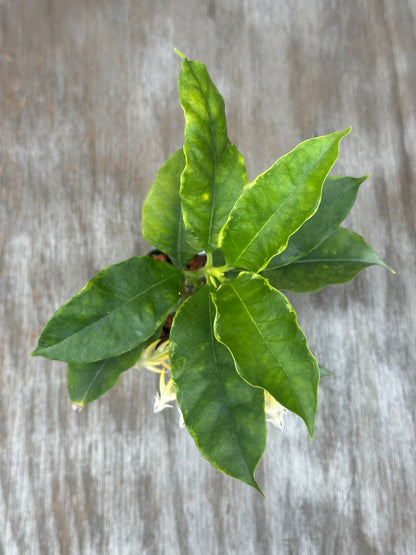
[32,51,392,492]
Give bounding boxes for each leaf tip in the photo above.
[318,364,334,377]
[379,257,396,274]
[246,474,264,496]
[174,48,187,61]
[255,483,265,497]
[357,174,371,186]
[306,414,316,439]
[338,126,352,140]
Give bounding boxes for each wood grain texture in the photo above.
[1,1,415,553]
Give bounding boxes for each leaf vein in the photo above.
[80,359,109,405]
[231,147,336,269]
[186,62,226,249]
[47,275,177,351]
[228,281,308,418]
[289,258,374,265]
[208,298,254,479]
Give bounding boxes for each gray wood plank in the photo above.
[1,0,415,553]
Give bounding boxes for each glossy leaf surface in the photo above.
[68,344,143,407]
[170,286,266,490]
[219,129,351,272]
[266,175,368,269]
[32,256,183,362]
[178,54,248,251]
[142,149,201,268]
[263,227,393,293]
[212,273,319,437]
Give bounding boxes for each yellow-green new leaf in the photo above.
[212,273,319,437]
[219,129,351,272]
[31,256,183,363]
[170,286,266,491]
[263,227,394,293]
[178,55,248,251]
[142,149,201,269]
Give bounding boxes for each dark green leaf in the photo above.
[31,256,183,362]
[212,248,226,267]
[212,273,319,437]
[170,286,266,491]
[263,227,393,293]
[219,129,351,272]
[267,175,369,269]
[67,326,163,407]
[142,149,201,269]
[178,54,248,251]
[68,343,144,407]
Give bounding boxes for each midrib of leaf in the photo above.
[265,259,294,271]
[227,280,308,419]
[289,257,378,264]
[264,180,365,272]
[45,275,176,350]
[78,359,109,406]
[187,63,220,249]
[265,241,335,271]
[176,210,183,267]
[207,296,254,479]
[231,152,333,269]
[232,186,294,267]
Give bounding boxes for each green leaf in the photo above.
[170,286,266,491]
[67,326,163,407]
[178,54,248,251]
[68,343,144,407]
[212,272,319,437]
[319,365,334,377]
[142,149,201,269]
[219,129,351,273]
[263,227,393,293]
[31,256,183,363]
[266,175,369,269]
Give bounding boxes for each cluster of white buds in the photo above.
[136,339,286,430]
[135,340,184,427]
[264,390,287,429]
[135,339,171,375]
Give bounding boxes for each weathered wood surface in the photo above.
[1,1,415,553]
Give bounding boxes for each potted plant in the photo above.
[31,50,393,492]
